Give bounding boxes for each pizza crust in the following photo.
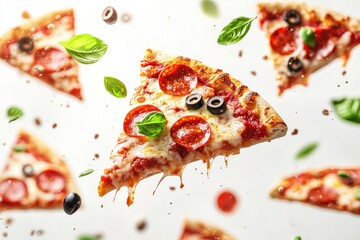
[180,219,236,240]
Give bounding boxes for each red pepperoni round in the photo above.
[170,116,211,150]
[216,190,238,213]
[270,27,297,55]
[158,64,198,96]
[123,104,162,137]
[34,47,71,73]
[0,178,28,204]
[308,186,339,205]
[35,169,66,194]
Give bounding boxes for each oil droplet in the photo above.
[216,190,238,213]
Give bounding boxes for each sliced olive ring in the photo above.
[22,164,34,177]
[18,37,34,53]
[185,93,204,110]
[207,96,226,115]
[102,6,118,25]
[283,9,302,26]
[287,57,303,74]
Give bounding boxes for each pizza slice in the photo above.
[0,130,78,210]
[270,167,360,214]
[98,49,287,205]
[257,2,360,94]
[0,9,82,99]
[179,219,236,240]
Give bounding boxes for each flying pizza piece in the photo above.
[179,219,236,240]
[0,130,78,210]
[0,9,82,99]
[98,48,287,205]
[270,167,360,215]
[257,2,360,94]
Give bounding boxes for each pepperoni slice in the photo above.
[158,64,198,96]
[308,186,339,205]
[123,104,162,137]
[216,191,238,213]
[34,47,71,73]
[170,116,211,150]
[270,27,297,55]
[35,169,66,194]
[0,178,28,204]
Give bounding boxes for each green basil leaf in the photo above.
[12,144,26,152]
[293,236,302,240]
[295,142,318,160]
[7,106,23,123]
[79,168,95,178]
[104,76,127,98]
[354,188,360,200]
[200,0,219,18]
[135,112,166,137]
[299,27,316,48]
[332,97,360,124]
[78,235,99,240]
[217,16,256,45]
[338,171,350,179]
[59,34,108,64]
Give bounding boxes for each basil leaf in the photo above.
[135,112,166,137]
[7,106,23,123]
[59,34,108,64]
[217,16,256,45]
[299,27,316,48]
[295,142,318,160]
[79,169,95,178]
[293,237,302,240]
[354,188,360,200]
[338,171,350,179]
[104,76,127,98]
[332,97,360,124]
[12,144,26,152]
[200,0,219,18]
[78,236,99,240]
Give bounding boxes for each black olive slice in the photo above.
[18,37,34,53]
[63,192,81,215]
[283,9,302,26]
[185,93,204,110]
[207,96,226,115]
[22,164,34,177]
[102,6,118,25]
[287,57,303,74]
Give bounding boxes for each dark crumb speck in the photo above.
[2,143,6,146]
[52,123,57,129]
[121,13,132,23]
[291,129,299,135]
[238,50,243,57]
[36,230,44,236]
[30,230,35,236]
[136,219,147,231]
[342,70,347,76]
[94,153,100,159]
[34,117,42,126]
[26,80,31,84]
[66,104,70,108]
[262,55,268,60]
[101,204,104,208]
[169,186,176,191]
[5,218,13,225]
[345,81,348,84]
[170,202,173,205]
[337,84,340,87]
[2,232,8,237]
[73,228,76,231]
[250,71,257,76]
[94,133,99,139]
[322,109,330,116]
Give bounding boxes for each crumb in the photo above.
[291,129,299,135]
[250,71,256,76]
[94,153,100,159]
[262,55,268,60]
[322,109,329,116]
[121,13,131,23]
[26,80,31,84]
[52,123,57,129]
[238,50,243,57]
[30,230,35,236]
[94,133,99,139]
[337,84,340,87]
[73,228,76,231]
[66,104,70,108]
[2,232,8,237]
[136,219,147,231]
[2,143,6,146]
[169,186,176,191]
[34,117,41,126]
[101,204,104,208]
[36,230,44,236]
[169,202,173,205]
[342,70,347,76]
[5,218,13,225]
[345,81,348,84]
[22,10,31,19]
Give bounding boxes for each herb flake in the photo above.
[295,143,318,160]
[337,171,350,179]
[7,106,23,123]
[200,0,219,18]
[79,169,95,178]
[12,144,26,152]
[217,16,256,45]
[354,188,360,200]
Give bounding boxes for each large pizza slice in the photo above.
[271,167,360,214]
[257,2,360,94]
[0,9,82,99]
[0,130,78,210]
[98,49,287,205]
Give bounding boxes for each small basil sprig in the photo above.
[293,236,302,240]
[338,171,350,179]
[59,34,108,64]
[104,76,127,98]
[7,106,23,123]
[78,235,100,240]
[79,168,95,178]
[12,144,26,152]
[295,142,318,160]
[200,0,219,18]
[136,112,166,137]
[332,97,360,124]
[217,16,256,45]
[299,27,316,48]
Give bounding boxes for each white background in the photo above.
[0,0,360,239]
